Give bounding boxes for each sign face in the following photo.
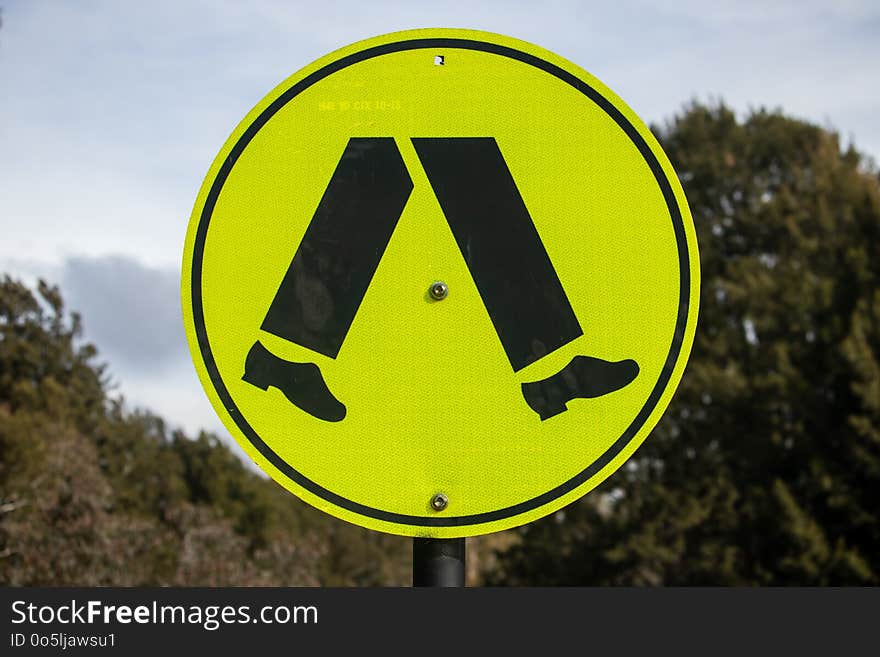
[182,29,699,538]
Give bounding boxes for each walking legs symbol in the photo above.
[241,137,639,422]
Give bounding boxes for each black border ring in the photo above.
[190,38,691,527]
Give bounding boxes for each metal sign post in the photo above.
[413,538,466,587]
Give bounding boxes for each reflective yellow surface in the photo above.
[182,28,699,537]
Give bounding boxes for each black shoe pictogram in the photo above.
[242,341,346,422]
[521,355,639,420]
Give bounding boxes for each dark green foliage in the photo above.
[0,277,409,585]
[0,279,105,433]
[488,104,880,585]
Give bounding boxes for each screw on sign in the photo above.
[429,281,449,301]
[181,29,700,582]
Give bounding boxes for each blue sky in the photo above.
[1,0,878,448]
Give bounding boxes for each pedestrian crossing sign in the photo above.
[182,28,700,538]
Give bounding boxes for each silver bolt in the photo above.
[429,281,449,301]
[430,493,449,511]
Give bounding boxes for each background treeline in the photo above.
[0,280,412,585]
[1,103,878,585]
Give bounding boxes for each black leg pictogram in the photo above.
[413,138,639,420]
[242,138,413,422]
[412,137,583,371]
[261,137,414,356]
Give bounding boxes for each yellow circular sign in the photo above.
[182,28,699,538]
